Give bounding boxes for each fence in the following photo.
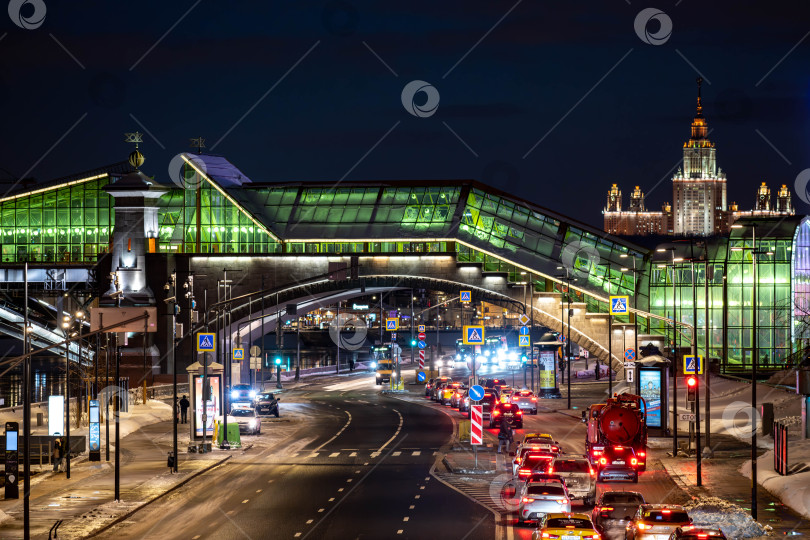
[774,421,789,475]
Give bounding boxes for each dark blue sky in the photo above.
[2,1,810,228]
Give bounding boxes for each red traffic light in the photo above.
[686,376,697,387]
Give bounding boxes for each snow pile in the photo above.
[0,509,10,525]
[741,438,810,519]
[684,497,772,539]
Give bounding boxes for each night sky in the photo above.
[2,1,810,228]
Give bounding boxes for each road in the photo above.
[96,369,495,540]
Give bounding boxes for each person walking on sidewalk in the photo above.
[52,438,62,472]
[497,419,513,454]
[179,395,190,424]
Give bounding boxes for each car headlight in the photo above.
[370,361,377,369]
[248,419,257,428]
[249,390,257,398]
[455,354,461,360]
[231,390,239,399]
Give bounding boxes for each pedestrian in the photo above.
[349,358,355,372]
[497,418,513,454]
[179,395,190,424]
[52,438,62,472]
[57,437,66,472]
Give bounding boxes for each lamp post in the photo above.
[556,266,575,408]
[657,247,681,455]
[164,270,179,473]
[620,253,640,374]
[731,224,772,520]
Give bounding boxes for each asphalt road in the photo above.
[95,369,495,540]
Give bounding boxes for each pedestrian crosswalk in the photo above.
[433,472,506,515]
[287,449,438,460]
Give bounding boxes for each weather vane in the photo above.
[124,132,144,148]
[190,137,205,154]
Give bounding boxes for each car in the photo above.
[513,445,556,475]
[512,389,539,414]
[376,360,394,385]
[449,385,468,409]
[441,382,464,405]
[499,387,515,403]
[230,384,257,404]
[254,392,281,417]
[625,505,692,540]
[424,378,436,397]
[480,391,499,420]
[517,437,562,457]
[425,376,451,397]
[552,457,596,506]
[591,491,645,537]
[432,381,451,401]
[490,402,523,428]
[668,528,725,540]
[481,378,506,392]
[227,408,261,435]
[596,446,639,483]
[515,453,556,479]
[531,513,601,540]
[521,472,566,487]
[516,484,572,525]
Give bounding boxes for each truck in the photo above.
[584,393,648,471]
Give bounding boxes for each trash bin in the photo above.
[167,451,175,469]
[36,412,43,426]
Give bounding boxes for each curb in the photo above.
[82,454,233,539]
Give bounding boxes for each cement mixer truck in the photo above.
[584,393,648,471]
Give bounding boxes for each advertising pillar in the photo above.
[88,400,101,461]
[537,350,561,398]
[4,421,19,499]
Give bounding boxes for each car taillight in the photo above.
[494,410,501,416]
[516,411,523,415]
[556,499,567,504]
[532,397,538,401]
[592,450,602,456]
[551,446,558,452]
[698,535,708,539]
[599,458,607,465]
[631,457,638,466]
[600,507,614,512]
[518,468,531,477]
[522,497,535,503]
[661,509,671,514]
[614,446,624,450]
[639,451,646,457]
[637,523,651,530]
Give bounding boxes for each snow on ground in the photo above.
[114,399,173,440]
[684,497,772,539]
[741,438,810,520]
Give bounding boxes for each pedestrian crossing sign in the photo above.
[233,348,244,360]
[196,332,215,352]
[460,290,472,303]
[386,318,399,331]
[683,355,703,374]
[418,324,425,333]
[463,325,484,345]
[519,335,531,347]
[610,295,629,315]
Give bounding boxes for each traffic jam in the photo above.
[423,378,722,540]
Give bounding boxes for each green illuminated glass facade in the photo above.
[0,176,114,263]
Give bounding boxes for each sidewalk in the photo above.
[0,406,230,539]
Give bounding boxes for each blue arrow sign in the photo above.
[519,326,530,335]
[469,385,485,401]
[417,372,426,383]
[417,340,426,349]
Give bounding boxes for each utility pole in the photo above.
[23,263,30,540]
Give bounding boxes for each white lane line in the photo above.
[242,499,249,504]
[256,489,262,493]
[414,495,420,499]
[294,534,301,538]
[192,536,201,540]
[412,450,421,456]
[392,451,401,457]
[329,497,335,502]
[338,488,344,492]
[329,452,340,458]
[314,409,353,452]
[397,530,404,535]
[403,517,409,522]
[307,453,319,459]
[318,508,325,513]
[424,477,429,481]
[409,505,415,510]
[306,519,313,524]
[349,452,357,457]
[370,452,381,458]
[374,409,404,454]
[363,462,369,466]
[268,479,275,483]
[346,479,353,483]
[226,510,234,515]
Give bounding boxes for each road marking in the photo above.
[329,497,335,502]
[318,508,325,513]
[329,452,340,458]
[256,489,262,493]
[419,486,425,490]
[363,462,369,466]
[338,488,344,492]
[355,470,360,474]
[412,450,421,456]
[306,519,313,524]
[397,530,403,535]
[414,495,420,499]
[403,517,409,522]
[307,453,319,459]
[409,505,415,510]
[393,451,401,456]
[349,452,357,457]
[268,479,275,483]
[242,499,249,504]
[374,409,404,454]
[192,536,200,539]
[346,479,353,483]
[314,409,353,452]
[370,451,380,458]
[294,534,301,538]
[226,510,235,515]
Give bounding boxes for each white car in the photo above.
[227,408,261,435]
[517,482,572,525]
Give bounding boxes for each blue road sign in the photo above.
[469,385,485,401]
[557,334,566,342]
[233,348,244,360]
[417,372,426,383]
[610,295,629,315]
[418,340,426,349]
[519,335,531,347]
[386,318,398,331]
[519,326,530,335]
[463,325,484,345]
[624,348,636,361]
[196,332,215,352]
[460,290,472,303]
[684,355,703,374]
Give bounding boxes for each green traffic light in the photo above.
[410,340,417,346]
[275,357,281,365]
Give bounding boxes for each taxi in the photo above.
[531,512,601,540]
[440,382,464,405]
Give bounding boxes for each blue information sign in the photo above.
[469,385,485,401]
[519,326,530,335]
[417,372,426,383]
[417,340,426,349]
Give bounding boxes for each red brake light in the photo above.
[600,507,614,511]
[637,523,652,530]
[516,411,522,415]
[589,467,596,477]
[599,458,607,465]
[552,446,558,452]
[661,509,671,514]
[518,468,531,477]
[615,446,624,450]
[698,535,708,539]
[493,410,501,416]
[522,497,535,503]
[631,457,638,466]
[532,397,538,401]
[639,451,646,457]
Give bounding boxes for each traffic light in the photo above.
[274,356,282,366]
[686,376,698,403]
[410,339,417,347]
[521,354,528,364]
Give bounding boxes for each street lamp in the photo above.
[730,223,772,520]
[164,270,179,473]
[657,246,682,456]
[556,267,575,407]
